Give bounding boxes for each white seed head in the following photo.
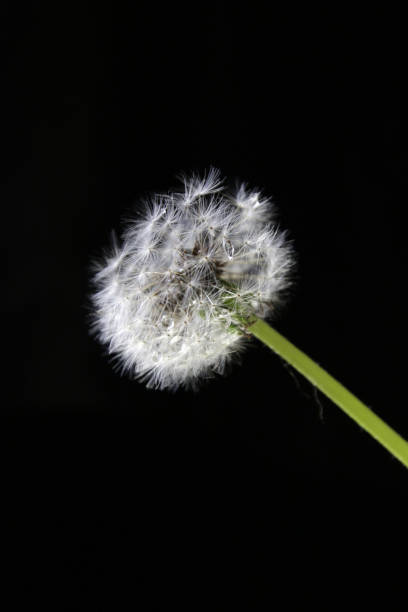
[90,169,295,390]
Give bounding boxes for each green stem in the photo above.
[248,317,408,469]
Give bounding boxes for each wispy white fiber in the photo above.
[90,168,295,390]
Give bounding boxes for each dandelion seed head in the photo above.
[90,168,295,390]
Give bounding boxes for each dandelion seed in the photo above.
[90,168,294,390]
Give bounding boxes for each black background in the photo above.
[5,2,408,606]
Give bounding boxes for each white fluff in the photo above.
[90,169,294,390]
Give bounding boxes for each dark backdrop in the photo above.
[5,2,408,606]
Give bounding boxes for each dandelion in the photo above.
[91,168,293,390]
[90,169,408,469]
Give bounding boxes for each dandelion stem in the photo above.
[248,317,408,469]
